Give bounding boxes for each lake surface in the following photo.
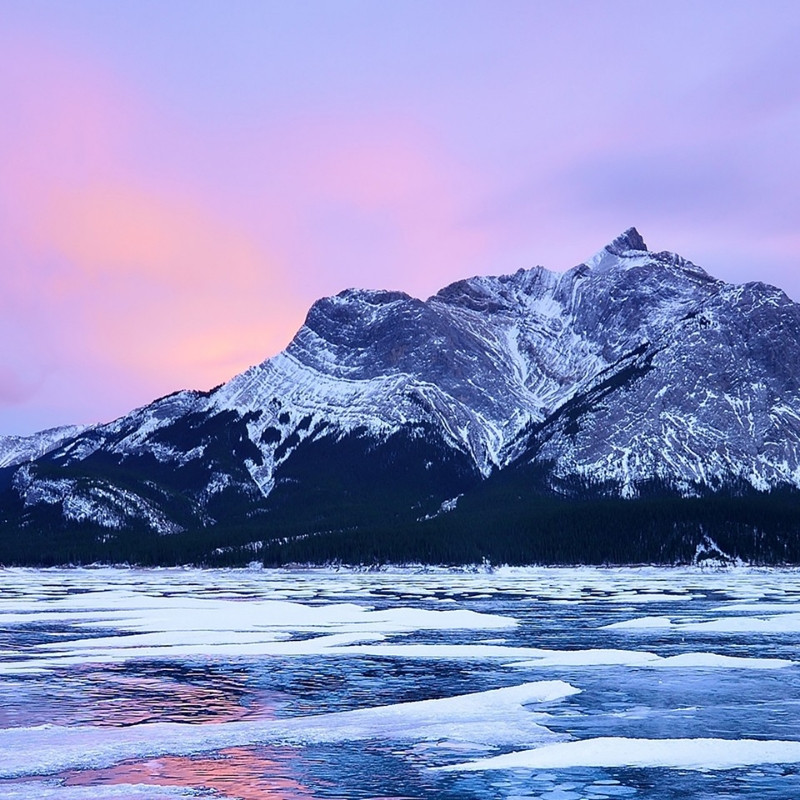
[1,566,800,799]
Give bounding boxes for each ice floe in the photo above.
[504,649,793,670]
[606,613,800,634]
[6,639,789,675]
[443,736,800,771]
[0,593,517,674]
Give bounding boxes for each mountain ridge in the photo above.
[2,228,799,566]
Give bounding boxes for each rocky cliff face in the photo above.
[2,228,799,554]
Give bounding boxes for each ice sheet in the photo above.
[0,593,518,674]
[504,649,793,670]
[0,783,197,800]
[4,566,800,795]
[4,565,799,609]
[606,613,800,634]
[0,680,579,779]
[443,736,800,771]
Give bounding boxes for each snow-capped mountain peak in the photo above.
[3,230,800,553]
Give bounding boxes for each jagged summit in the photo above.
[606,226,648,255]
[432,228,650,306]
[582,227,651,272]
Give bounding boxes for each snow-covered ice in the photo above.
[443,736,800,772]
[605,612,800,634]
[0,785,198,800]
[2,566,800,799]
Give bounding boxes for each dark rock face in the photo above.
[2,227,800,562]
[605,226,648,255]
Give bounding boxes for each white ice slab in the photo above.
[443,736,800,771]
[505,649,793,670]
[605,612,800,634]
[0,783,196,800]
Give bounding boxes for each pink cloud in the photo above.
[40,182,297,377]
[0,35,306,426]
[224,115,498,300]
[0,32,503,432]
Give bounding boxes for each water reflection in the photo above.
[0,663,281,728]
[63,746,313,800]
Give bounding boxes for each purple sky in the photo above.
[2,0,799,435]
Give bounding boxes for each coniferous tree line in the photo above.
[0,416,798,567]
[1,456,799,567]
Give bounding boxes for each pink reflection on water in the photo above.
[63,746,314,800]
[3,667,283,729]
[77,670,277,727]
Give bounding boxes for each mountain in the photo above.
[0,425,86,469]
[2,228,800,566]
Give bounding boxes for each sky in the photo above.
[1,0,799,435]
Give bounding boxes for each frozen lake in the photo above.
[1,566,800,799]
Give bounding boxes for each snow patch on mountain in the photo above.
[12,465,182,534]
[0,426,86,468]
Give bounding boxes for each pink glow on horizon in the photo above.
[0,36,502,431]
[0,34,304,425]
[1,3,799,434]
